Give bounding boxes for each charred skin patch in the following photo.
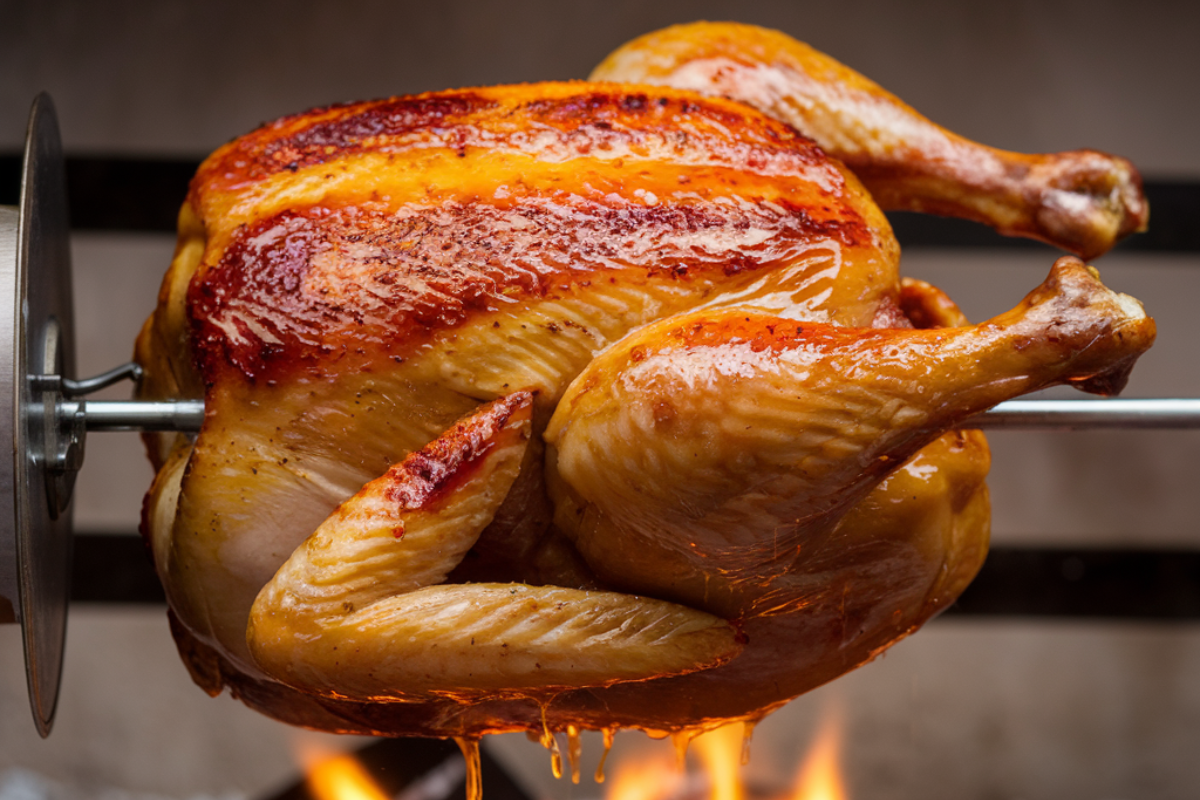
[189,191,875,384]
[192,93,495,189]
[382,392,532,512]
[184,82,890,386]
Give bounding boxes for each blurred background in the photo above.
[2,1,1199,798]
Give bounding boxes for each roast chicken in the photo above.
[136,22,1154,741]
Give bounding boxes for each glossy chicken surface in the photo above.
[136,24,1154,738]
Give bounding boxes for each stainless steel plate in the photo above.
[0,93,75,737]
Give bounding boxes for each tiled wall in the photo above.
[3,1,1198,798]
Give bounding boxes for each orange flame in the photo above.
[692,724,746,800]
[304,752,389,800]
[604,746,685,800]
[789,709,847,800]
[604,710,848,800]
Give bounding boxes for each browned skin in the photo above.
[592,22,1148,260]
[136,59,1153,737]
[176,85,893,390]
[546,258,1154,622]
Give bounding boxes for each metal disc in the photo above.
[0,94,75,737]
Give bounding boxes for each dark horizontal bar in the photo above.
[0,154,196,232]
[945,547,1200,620]
[887,179,1200,253]
[1,154,1198,251]
[71,533,165,605]
[70,533,1200,619]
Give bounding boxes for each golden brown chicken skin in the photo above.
[137,33,1154,740]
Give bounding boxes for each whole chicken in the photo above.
[136,22,1154,742]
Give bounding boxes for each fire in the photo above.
[604,746,686,800]
[605,709,847,800]
[298,707,847,800]
[302,750,389,800]
[789,709,847,800]
[692,724,746,800]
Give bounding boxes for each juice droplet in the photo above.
[671,730,694,770]
[539,705,563,779]
[594,728,615,784]
[455,738,483,800]
[740,719,757,766]
[566,725,583,784]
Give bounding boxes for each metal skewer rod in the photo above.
[77,399,206,432]
[66,397,1200,435]
[966,398,1200,430]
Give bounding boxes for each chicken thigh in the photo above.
[592,22,1148,260]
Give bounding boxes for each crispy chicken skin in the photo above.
[136,26,1154,738]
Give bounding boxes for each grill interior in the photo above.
[2,1,1198,797]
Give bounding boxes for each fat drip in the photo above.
[671,730,695,770]
[741,718,760,766]
[455,738,482,800]
[596,728,616,784]
[566,725,583,784]
[540,706,563,780]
